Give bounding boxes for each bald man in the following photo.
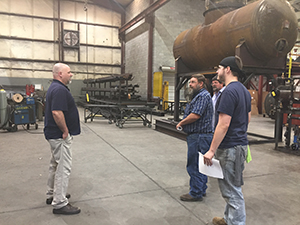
[44,63,81,215]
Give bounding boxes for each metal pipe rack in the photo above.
[81,73,155,128]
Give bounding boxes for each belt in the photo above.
[187,131,213,135]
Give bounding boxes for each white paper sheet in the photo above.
[198,153,224,179]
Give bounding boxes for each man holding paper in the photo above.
[203,56,251,225]
[176,74,213,202]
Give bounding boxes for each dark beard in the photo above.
[192,88,201,99]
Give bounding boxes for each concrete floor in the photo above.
[0,108,300,225]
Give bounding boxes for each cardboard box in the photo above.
[248,89,258,115]
[250,98,259,115]
[248,90,258,103]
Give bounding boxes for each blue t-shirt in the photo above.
[44,80,80,140]
[215,81,251,148]
[182,88,213,134]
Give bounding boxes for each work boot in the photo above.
[46,193,71,205]
[53,203,81,215]
[180,193,203,202]
[212,217,227,225]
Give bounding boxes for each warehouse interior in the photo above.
[1,0,300,224]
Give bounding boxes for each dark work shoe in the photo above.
[180,193,203,202]
[53,203,81,215]
[46,193,71,205]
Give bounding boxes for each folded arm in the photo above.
[176,113,200,129]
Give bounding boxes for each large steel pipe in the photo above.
[173,0,298,71]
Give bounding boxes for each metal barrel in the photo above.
[173,0,298,71]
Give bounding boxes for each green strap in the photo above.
[246,145,252,163]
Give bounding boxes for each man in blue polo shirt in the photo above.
[176,74,213,202]
[44,63,81,215]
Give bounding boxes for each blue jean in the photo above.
[216,146,247,225]
[186,133,213,198]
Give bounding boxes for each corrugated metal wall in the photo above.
[0,0,122,98]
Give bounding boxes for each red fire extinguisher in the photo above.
[26,84,35,96]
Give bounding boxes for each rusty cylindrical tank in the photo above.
[173,0,298,71]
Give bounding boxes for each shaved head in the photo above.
[52,63,73,85]
[53,63,67,78]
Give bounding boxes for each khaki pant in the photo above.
[46,134,73,209]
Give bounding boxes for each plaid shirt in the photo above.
[182,88,213,134]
